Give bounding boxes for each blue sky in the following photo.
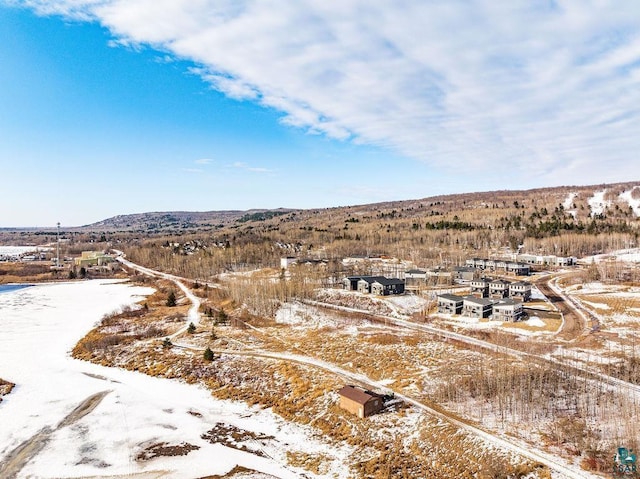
[1,1,640,227]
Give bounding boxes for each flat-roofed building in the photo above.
[489,279,511,299]
[462,296,494,318]
[470,278,490,298]
[437,294,464,314]
[509,281,532,301]
[493,299,524,322]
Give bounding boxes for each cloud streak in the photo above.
[229,161,272,174]
[14,0,640,187]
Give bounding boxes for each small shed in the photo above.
[338,385,384,418]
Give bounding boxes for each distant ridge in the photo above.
[78,181,640,232]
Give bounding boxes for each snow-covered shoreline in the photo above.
[0,280,341,479]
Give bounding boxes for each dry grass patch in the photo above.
[0,378,15,403]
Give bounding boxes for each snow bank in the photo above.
[525,317,545,327]
[0,281,349,478]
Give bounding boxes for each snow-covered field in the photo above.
[0,245,50,256]
[0,281,345,479]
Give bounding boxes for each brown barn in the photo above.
[338,385,383,418]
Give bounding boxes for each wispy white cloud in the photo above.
[229,161,272,174]
[15,0,640,187]
[194,158,213,165]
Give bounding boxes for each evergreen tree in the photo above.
[203,347,214,361]
[162,337,172,349]
[187,322,196,334]
[166,291,177,307]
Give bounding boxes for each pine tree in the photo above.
[187,322,196,334]
[166,291,177,307]
[203,347,214,361]
[162,337,172,349]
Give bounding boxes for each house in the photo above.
[404,269,427,290]
[489,279,511,299]
[453,266,476,282]
[437,294,464,314]
[344,276,404,295]
[357,276,386,293]
[371,278,405,296]
[462,296,494,318]
[509,281,532,301]
[485,259,496,271]
[495,259,507,271]
[470,278,490,298]
[492,299,524,322]
[425,268,453,284]
[506,262,531,276]
[338,385,384,418]
[343,276,361,291]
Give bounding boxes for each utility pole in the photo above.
[56,222,60,268]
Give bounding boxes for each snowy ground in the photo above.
[619,187,640,216]
[0,281,348,479]
[581,248,640,263]
[0,245,50,256]
[588,189,609,217]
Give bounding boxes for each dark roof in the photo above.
[454,266,475,272]
[357,276,388,284]
[463,296,495,306]
[338,385,375,405]
[372,277,404,286]
[405,269,427,274]
[490,279,511,285]
[438,293,464,302]
[493,298,522,308]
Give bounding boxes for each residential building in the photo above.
[453,266,476,282]
[371,278,405,295]
[462,296,494,318]
[437,294,464,314]
[493,299,524,322]
[509,281,532,301]
[404,269,427,290]
[489,279,511,299]
[470,278,490,298]
[345,276,404,295]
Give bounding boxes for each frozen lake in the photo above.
[0,280,343,478]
